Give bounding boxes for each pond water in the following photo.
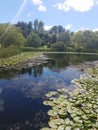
[0,53,98,130]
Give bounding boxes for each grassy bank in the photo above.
[42,66,98,130]
[0,46,50,59]
[0,52,37,67]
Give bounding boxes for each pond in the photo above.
[0,53,98,130]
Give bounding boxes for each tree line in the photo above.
[0,19,98,52]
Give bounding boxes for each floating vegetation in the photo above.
[42,66,98,130]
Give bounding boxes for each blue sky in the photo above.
[0,0,98,31]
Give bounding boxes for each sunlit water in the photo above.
[0,53,98,130]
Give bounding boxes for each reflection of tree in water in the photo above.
[0,64,44,79]
[0,88,4,112]
[46,53,98,69]
[21,67,33,75]
[33,65,43,77]
[18,65,44,77]
[0,70,21,79]
[1,54,98,79]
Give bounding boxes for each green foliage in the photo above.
[52,42,67,51]
[0,52,36,67]
[26,32,42,48]
[58,31,71,46]
[0,25,25,48]
[42,66,98,130]
[1,20,98,52]
[33,19,44,33]
[0,47,21,58]
[71,30,98,50]
[15,21,33,37]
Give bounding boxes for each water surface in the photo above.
[0,53,98,130]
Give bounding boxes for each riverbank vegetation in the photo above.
[42,66,98,130]
[0,51,36,67]
[0,19,98,53]
[1,19,98,67]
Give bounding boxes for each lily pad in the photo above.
[48,110,58,117]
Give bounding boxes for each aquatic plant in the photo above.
[42,66,98,130]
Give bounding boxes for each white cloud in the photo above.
[75,27,91,32]
[54,0,94,12]
[32,0,42,5]
[38,5,47,12]
[44,25,52,30]
[32,0,47,12]
[93,28,98,32]
[65,24,72,30]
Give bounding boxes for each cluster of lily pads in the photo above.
[0,52,36,67]
[42,66,98,130]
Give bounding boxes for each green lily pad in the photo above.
[45,92,57,97]
[58,108,67,118]
[57,125,65,130]
[48,110,58,117]
[65,126,71,130]
[48,120,58,129]
[64,118,70,125]
[43,101,55,106]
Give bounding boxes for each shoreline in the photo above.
[0,53,49,71]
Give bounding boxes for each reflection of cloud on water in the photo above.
[0,98,4,112]
[5,76,67,99]
[1,66,81,100]
[4,68,81,99]
[33,110,49,128]
[0,110,48,130]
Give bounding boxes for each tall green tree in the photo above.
[33,19,39,33]
[26,32,42,48]
[58,31,71,46]
[0,25,25,48]
[38,21,44,33]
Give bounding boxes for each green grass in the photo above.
[0,47,21,58]
[0,46,50,59]
[0,52,37,67]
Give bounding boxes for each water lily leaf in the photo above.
[59,95,67,99]
[45,92,57,97]
[58,108,67,118]
[82,107,91,114]
[48,110,57,117]
[68,98,76,103]
[61,88,68,93]
[48,120,58,129]
[43,101,55,106]
[74,116,80,122]
[81,115,88,120]
[64,118,70,125]
[95,109,98,113]
[65,126,71,130]
[70,113,77,118]
[57,125,65,130]
[74,101,82,107]
[73,128,80,130]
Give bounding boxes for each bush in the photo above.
[52,42,67,52]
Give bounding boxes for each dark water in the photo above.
[0,53,98,130]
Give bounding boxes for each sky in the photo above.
[0,0,98,32]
